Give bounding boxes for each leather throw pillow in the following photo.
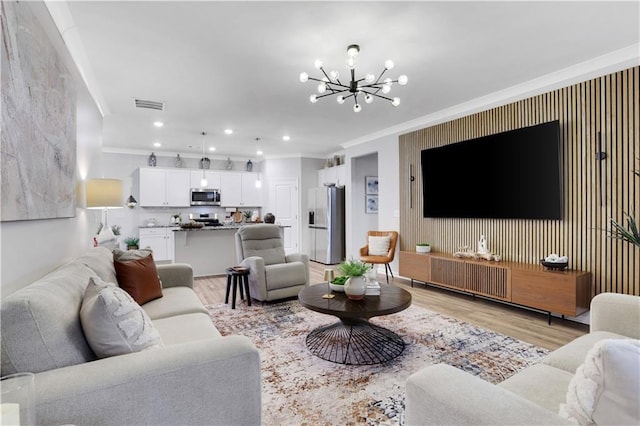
[113,249,163,305]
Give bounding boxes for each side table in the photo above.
[225,267,251,309]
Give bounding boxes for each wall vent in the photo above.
[134,98,165,111]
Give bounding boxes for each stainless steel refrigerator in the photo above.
[308,186,345,264]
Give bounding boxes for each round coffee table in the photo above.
[298,284,412,365]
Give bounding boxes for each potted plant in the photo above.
[416,242,431,253]
[243,210,253,222]
[337,259,370,300]
[124,237,139,250]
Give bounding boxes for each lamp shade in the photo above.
[86,178,123,209]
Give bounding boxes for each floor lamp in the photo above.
[86,178,123,246]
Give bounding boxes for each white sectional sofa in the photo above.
[1,246,261,426]
[406,292,640,425]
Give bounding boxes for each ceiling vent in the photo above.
[134,98,165,111]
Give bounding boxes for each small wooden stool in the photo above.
[225,267,251,309]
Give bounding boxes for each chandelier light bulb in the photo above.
[346,57,356,70]
[385,59,395,70]
[314,59,323,69]
[299,72,309,83]
[317,83,327,93]
[392,97,401,107]
[353,103,362,113]
[310,94,318,103]
[382,84,391,94]
[384,77,393,85]
[398,75,408,85]
[329,70,339,80]
[347,44,360,57]
[365,74,375,83]
[337,95,345,104]
[364,93,373,104]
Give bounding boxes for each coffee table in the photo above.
[298,283,412,365]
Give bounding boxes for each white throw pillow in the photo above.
[368,236,391,256]
[559,338,640,425]
[80,276,163,358]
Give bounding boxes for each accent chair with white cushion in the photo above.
[235,224,309,301]
[359,230,399,283]
[405,292,640,425]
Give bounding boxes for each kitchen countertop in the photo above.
[139,224,290,231]
[173,224,290,231]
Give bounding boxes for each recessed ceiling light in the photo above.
[256,150,263,156]
[224,129,233,135]
[282,135,290,141]
[153,121,164,127]
[153,142,161,147]
[209,147,216,152]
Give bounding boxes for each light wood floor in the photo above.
[194,261,589,351]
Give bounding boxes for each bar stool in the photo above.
[225,267,251,309]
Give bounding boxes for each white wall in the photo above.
[0,1,103,296]
[350,154,379,255]
[344,134,400,273]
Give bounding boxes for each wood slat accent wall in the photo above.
[399,66,639,297]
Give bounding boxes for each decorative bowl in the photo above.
[180,222,204,229]
[329,283,345,292]
[540,259,568,271]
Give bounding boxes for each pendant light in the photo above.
[200,132,208,187]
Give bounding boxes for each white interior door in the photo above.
[268,178,299,254]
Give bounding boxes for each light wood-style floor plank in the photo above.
[194,261,588,351]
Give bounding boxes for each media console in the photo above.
[399,251,592,323]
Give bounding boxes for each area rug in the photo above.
[206,299,549,425]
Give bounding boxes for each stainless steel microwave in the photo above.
[190,188,221,206]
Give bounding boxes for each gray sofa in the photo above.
[406,292,640,425]
[1,246,261,426]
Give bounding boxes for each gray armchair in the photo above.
[235,224,309,301]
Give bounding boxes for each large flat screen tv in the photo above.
[421,120,563,219]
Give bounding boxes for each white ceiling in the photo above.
[53,1,639,160]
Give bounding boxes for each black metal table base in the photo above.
[305,319,405,365]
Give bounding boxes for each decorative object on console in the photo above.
[541,253,569,270]
[225,157,233,170]
[416,243,431,253]
[174,154,183,168]
[477,234,489,254]
[299,44,407,113]
[86,178,123,249]
[147,152,156,167]
[246,159,253,172]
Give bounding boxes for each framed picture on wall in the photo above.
[366,195,378,214]
[365,176,378,194]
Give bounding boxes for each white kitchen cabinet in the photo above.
[220,172,262,207]
[139,168,190,207]
[139,227,174,262]
[318,164,347,187]
[190,170,221,189]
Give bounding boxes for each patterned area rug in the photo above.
[206,297,549,425]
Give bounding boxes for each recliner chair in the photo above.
[235,224,309,301]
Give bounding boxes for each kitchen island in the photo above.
[172,224,288,277]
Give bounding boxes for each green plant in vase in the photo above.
[124,237,139,250]
[243,210,253,222]
[338,259,370,300]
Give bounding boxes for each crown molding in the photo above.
[342,44,640,149]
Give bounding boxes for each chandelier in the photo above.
[299,44,407,112]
